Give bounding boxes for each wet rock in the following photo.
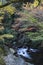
[4,53,34,65]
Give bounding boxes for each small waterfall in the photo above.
[3,48,34,65]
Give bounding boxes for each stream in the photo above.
[3,48,34,65]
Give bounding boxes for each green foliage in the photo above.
[25,31,43,41]
[28,15,38,23]
[0,1,43,65]
[2,13,13,27]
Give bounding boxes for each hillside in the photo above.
[0,0,43,65]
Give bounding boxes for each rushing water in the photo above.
[3,48,34,65]
[17,48,32,59]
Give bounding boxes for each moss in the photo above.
[0,47,7,56]
[0,57,6,65]
[0,2,2,6]
[0,48,4,55]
